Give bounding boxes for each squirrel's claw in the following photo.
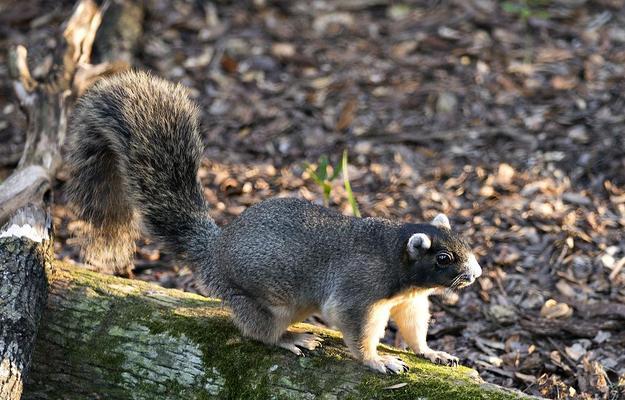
[420,350,459,367]
[292,333,323,350]
[365,355,408,374]
[279,332,323,355]
[280,343,304,356]
[447,357,459,367]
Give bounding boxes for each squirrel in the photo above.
[67,71,482,374]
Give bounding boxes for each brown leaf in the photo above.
[220,54,238,74]
[336,98,358,131]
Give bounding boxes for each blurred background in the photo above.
[1,0,624,398]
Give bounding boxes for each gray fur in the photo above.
[67,71,482,373]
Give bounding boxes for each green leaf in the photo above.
[341,150,361,218]
[323,183,332,207]
[304,162,323,186]
[316,156,329,181]
[329,159,344,181]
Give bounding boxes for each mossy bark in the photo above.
[0,236,49,400]
[23,262,537,400]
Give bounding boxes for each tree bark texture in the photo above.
[22,262,535,400]
[0,208,51,400]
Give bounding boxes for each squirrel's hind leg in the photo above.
[229,296,321,355]
[229,295,287,344]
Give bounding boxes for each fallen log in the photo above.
[23,261,535,400]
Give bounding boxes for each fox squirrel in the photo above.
[67,71,482,373]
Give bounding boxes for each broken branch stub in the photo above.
[0,1,114,398]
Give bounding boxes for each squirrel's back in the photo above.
[67,71,219,275]
[212,197,401,301]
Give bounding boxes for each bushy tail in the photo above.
[66,71,220,275]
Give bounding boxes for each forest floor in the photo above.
[1,0,625,399]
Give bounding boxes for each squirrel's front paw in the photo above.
[420,350,459,367]
[364,355,409,374]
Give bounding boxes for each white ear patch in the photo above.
[407,233,431,258]
[431,213,451,229]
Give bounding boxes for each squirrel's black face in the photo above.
[400,214,482,290]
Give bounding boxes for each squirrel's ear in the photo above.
[407,233,431,259]
[431,213,451,229]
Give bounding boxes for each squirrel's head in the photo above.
[400,214,481,290]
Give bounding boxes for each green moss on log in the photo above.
[23,262,535,399]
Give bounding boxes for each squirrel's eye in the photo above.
[436,251,453,266]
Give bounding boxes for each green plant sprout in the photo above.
[341,150,361,218]
[304,155,343,208]
[304,150,361,217]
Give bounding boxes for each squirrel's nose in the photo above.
[466,254,482,280]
